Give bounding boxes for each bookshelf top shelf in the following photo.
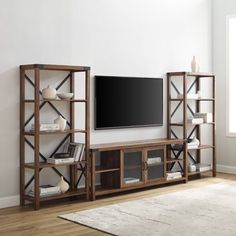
[170,98,215,101]
[20,64,90,72]
[167,72,215,77]
[24,99,87,103]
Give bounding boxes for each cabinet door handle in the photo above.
[145,161,148,170]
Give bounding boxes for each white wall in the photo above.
[213,0,236,174]
[0,0,212,208]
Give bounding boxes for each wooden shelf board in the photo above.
[170,98,215,101]
[23,189,86,202]
[95,167,120,174]
[173,145,214,151]
[170,122,215,126]
[167,72,214,77]
[24,161,86,169]
[188,170,212,176]
[95,177,187,196]
[166,159,183,163]
[20,64,90,72]
[24,129,86,136]
[188,145,215,150]
[95,186,121,196]
[24,99,87,103]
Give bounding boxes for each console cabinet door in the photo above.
[145,146,165,183]
[121,149,144,187]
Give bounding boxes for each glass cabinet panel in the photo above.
[123,150,143,185]
[146,148,164,181]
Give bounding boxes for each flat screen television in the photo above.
[95,75,163,129]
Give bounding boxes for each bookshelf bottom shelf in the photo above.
[23,189,86,202]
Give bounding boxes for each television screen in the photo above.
[95,75,163,129]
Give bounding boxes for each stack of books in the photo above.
[195,163,212,172]
[187,118,204,125]
[187,138,200,149]
[124,177,140,184]
[166,171,182,180]
[147,157,162,165]
[47,142,85,164]
[28,185,61,197]
[194,113,213,123]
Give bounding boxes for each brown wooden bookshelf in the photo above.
[167,71,216,180]
[20,64,90,210]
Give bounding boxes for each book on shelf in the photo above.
[31,123,60,131]
[194,113,213,123]
[54,152,71,159]
[28,185,61,197]
[166,171,182,180]
[187,118,204,125]
[47,157,75,164]
[124,177,140,184]
[195,163,212,172]
[67,142,85,162]
[147,157,162,165]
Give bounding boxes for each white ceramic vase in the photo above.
[54,115,66,131]
[42,85,57,100]
[57,176,69,193]
[191,56,200,73]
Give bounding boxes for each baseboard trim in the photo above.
[0,195,19,209]
[217,164,236,175]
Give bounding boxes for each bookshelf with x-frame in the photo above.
[166,72,216,181]
[20,64,90,210]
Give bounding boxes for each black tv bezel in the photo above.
[94,75,163,130]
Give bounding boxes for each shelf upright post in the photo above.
[212,75,216,177]
[34,67,40,210]
[20,67,25,206]
[70,71,76,191]
[166,73,171,177]
[183,73,188,183]
[196,76,201,164]
[85,69,91,200]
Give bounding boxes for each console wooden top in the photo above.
[89,138,185,151]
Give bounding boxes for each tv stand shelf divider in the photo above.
[89,138,186,200]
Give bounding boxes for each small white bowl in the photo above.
[57,93,74,100]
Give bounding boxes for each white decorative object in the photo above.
[57,176,69,193]
[54,115,66,131]
[57,93,74,100]
[188,164,197,172]
[191,56,200,73]
[187,137,200,149]
[42,85,57,100]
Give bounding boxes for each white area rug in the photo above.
[60,183,236,236]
